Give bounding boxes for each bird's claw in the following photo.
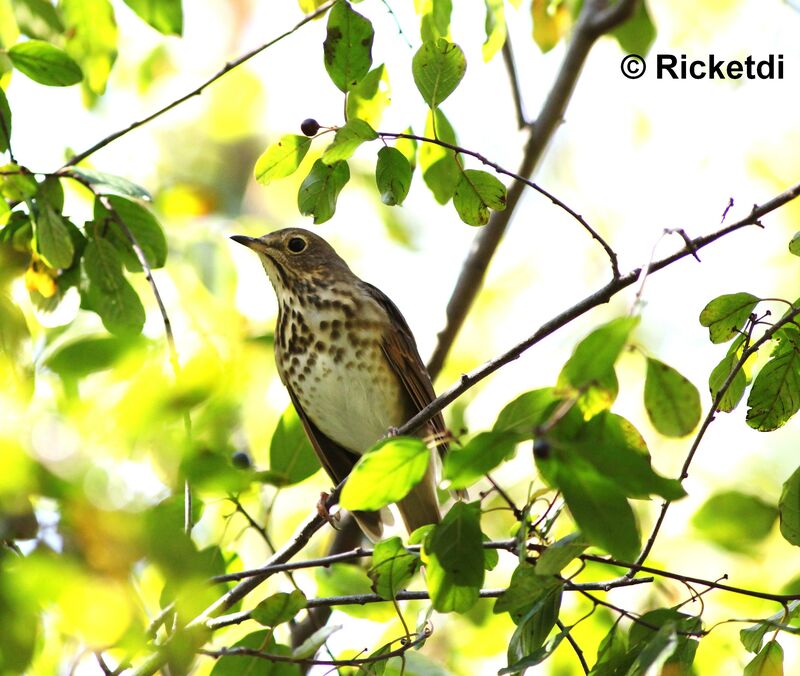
[317,492,341,530]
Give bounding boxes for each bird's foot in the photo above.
[383,426,400,439]
[317,492,340,530]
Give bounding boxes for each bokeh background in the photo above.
[3,0,800,673]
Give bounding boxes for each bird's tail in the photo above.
[397,462,441,534]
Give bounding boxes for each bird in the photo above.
[231,228,446,540]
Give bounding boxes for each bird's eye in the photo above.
[287,236,307,253]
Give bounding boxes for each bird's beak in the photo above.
[230,235,261,250]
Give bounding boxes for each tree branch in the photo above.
[61,2,335,169]
[426,0,637,379]
[401,181,800,437]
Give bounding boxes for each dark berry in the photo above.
[301,118,321,136]
[231,451,252,469]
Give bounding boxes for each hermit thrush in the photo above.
[231,228,445,539]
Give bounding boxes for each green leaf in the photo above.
[452,169,507,226]
[368,536,421,600]
[34,202,74,269]
[297,158,350,224]
[44,334,143,381]
[0,294,29,360]
[0,164,37,202]
[482,0,506,62]
[494,562,562,621]
[254,134,312,185]
[81,238,145,335]
[629,609,701,673]
[644,358,701,437]
[709,350,747,413]
[779,466,800,546]
[591,624,633,675]
[340,437,430,511]
[423,501,484,613]
[556,411,686,501]
[418,0,452,43]
[537,449,640,561]
[323,0,374,92]
[292,624,341,660]
[789,232,800,257]
[209,630,299,676]
[97,195,167,271]
[499,628,568,675]
[8,39,83,86]
[741,602,800,653]
[269,406,319,486]
[65,167,152,200]
[747,328,800,431]
[346,64,390,129]
[419,108,459,204]
[322,118,377,164]
[375,146,412,206]
[0,87,10,153]
[493,388,562,439]
[505,588,562,671]
[699,292,759,344]
[12,0,64,41]
[557,316,639,417]
[61,0,118,97]
[412,38,466,109]
[611,0,656,56]
[692,491,777,553]
[743,640,784,676]
[251,590,307,627]
[536,532,588,576]
[442,430,517,489]
[122,0,182,36]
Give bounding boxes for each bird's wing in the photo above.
[364,282,449,455]
[286,388,383,540]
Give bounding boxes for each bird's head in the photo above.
[230,228,352,299]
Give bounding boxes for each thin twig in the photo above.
[379,130,620,279]
[398,181,800,438]
[555,620,590,674]
[61,2,335,169]
[501,37,528,129]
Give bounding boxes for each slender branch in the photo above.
[61,2,335,169]
[200,629,430,667]
[501,37,528,129]
[379,130,620,279]
[556,619,590,674]
[580,552,800,604]
[629,300,800,575]
[399,181,800,438]
[426,0,637,379]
